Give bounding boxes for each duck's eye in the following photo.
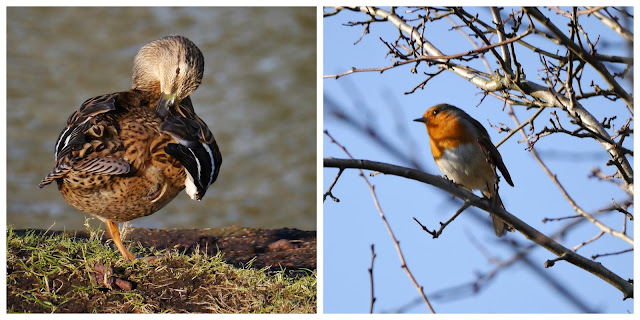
[176,67,180,75]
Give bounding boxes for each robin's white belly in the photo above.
[435,142,496,193]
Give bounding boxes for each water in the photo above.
[6,7,317,231]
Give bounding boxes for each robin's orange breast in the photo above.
[426,111,476,160]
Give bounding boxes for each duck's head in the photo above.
[132,35,204,108]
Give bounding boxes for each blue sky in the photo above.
[323,7,633,313]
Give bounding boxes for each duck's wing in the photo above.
[39,94,131,188]
[159,98,222,201]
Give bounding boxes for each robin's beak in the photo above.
[413,117,427,123]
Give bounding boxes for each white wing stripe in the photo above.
[203,142,215,187]
[187,147,202,185]
[54,117,92,159]
[55,127,72,159]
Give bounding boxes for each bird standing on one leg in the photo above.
[39,35,222,260]
[414,103,513,237]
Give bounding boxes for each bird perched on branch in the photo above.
[414,103,513,237]
[39,35,222,260]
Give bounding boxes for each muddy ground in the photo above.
[127,226,316,271]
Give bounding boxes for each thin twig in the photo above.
[324,131,437,313]
[542,215,582,223]
[571,231,605,252]
[592,248,633,260]
[445,15,492,73]
[414,200,472,238]
[495,106,546,148]
[368,244,377,313]
[323,167,344,202]
[324,28,532,79]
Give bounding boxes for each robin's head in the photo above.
[413,103,465,130]
[413,103,482,147]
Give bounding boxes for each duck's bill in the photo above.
[156,93,179,117]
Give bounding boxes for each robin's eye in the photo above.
[432,109,439,116]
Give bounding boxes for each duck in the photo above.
[39,35,222,261]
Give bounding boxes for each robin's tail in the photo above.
[483,191,512,237]
[491,214,509,237]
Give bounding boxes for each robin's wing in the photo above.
[159,97,222,200]
[470,117,514,187]
[39,94,131,188]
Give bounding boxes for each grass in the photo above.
[6,225,316,313]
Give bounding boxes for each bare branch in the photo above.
[491,7,512,70]
[509,108,633,246]
[323,6,344,17]
[326,7,633,193]
[524,7,633,109]
[325,132,437,313]
[323,28,532,80]
[324,157,633,299]
[586,6,634,42]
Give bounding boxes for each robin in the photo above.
[413,103,514,237]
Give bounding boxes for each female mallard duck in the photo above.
[39,35,222,261]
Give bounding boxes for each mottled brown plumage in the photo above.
[40,35,222,260]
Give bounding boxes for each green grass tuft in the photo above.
[6,225,316,313]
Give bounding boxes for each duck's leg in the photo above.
[102,219,136,261]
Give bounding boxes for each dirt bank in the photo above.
[6,226,316,313]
